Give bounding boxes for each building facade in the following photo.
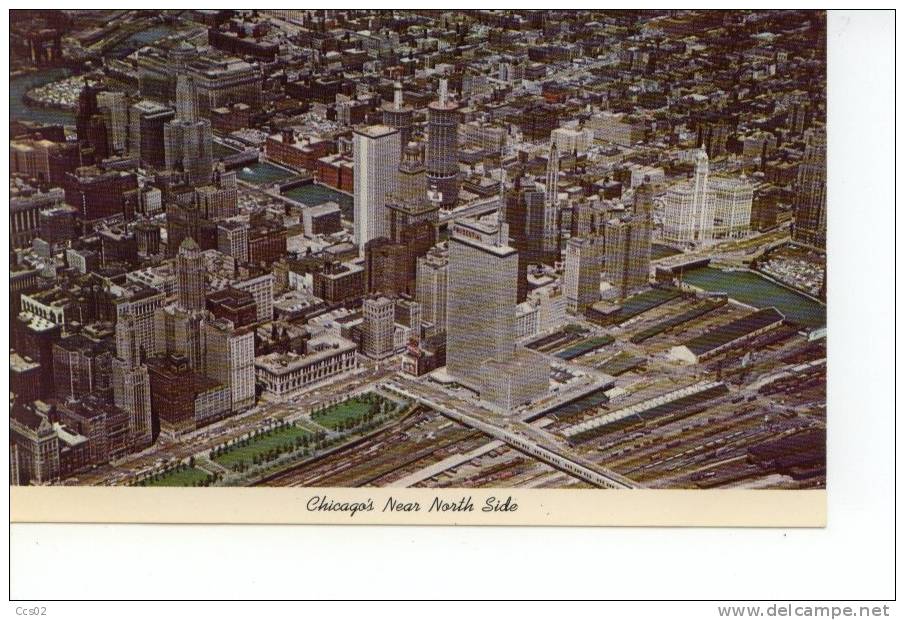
[792,127,827,249]
[255,334,358,399]
[353,125,401,256]
[362,296,395,360]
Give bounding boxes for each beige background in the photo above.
[11,487,826,526]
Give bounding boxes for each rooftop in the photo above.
[682,307,785,356]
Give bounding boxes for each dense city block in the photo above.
[10,9,826,490]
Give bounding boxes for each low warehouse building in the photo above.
[669,307,785,363]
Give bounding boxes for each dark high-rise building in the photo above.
[14,313,62,400]
[365,238,410,298]
[426,79,460,208]
[248,222,288,266]
[52,334,113,401]
[135,220,162,257]
[48,142,90,188]
[85,114,110,161]
[503,181,553,300]
[206,287,257,328]
[792,127,827,250]
[518,102,560,142]
[367,142,439,297]
[63,167,138,221]
[313,262,365,306]
[76,81,107,157]
[130,100,176,169]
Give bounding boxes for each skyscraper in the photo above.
[381,82,413,155]
[96,91,129,155]
[416,245,448,332]
[563,236,602,314]
[447,218,517,386]
[394,142,428,205]
[503,181,556,299]
[130,100,175,169]
[362,296,395,360]
[663,149,714,244]
[76,80,108,158]
[546,140,560,210]
[204,318,255,412]
[602,184,654,299]
[446,218,548,410]
[112,313,153,447]
[792,127,827,249]
[710,176,754,239]
[353,125,401,256]
[164,74,213,185]
[175,237,206,312]
[426,79,460,208]
[75,80,99,142]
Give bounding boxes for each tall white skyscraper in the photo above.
[446,218,548,411]
[692,149,712,235]
[710,176,754,239]
[353,125,401,256]
[446,218,518,386]
[792,127,827,249]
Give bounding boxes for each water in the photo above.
[213,141,352,217]
[10,68,75,126]
[237,161,296,185]
[681,266,826,328]
[108,23,180,57]
[283,184,354,220]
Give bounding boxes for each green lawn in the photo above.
[311,395,402,431]
[213,425,312,469]
[311,399,374,430]
[139,466,211,487]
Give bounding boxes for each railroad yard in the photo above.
[256,289,825,491]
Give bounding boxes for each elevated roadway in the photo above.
[383,378,638,489]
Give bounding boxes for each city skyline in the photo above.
[10,9,826,492]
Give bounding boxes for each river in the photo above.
[11,22,182,127]
[108,23,181,58]
[680,266,826,328]
[10,68,75,126]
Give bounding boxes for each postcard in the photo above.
[9,8,827,526]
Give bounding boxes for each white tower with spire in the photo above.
[545,140,559,209]
[691,148,713,242]
[393,81,403,110]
